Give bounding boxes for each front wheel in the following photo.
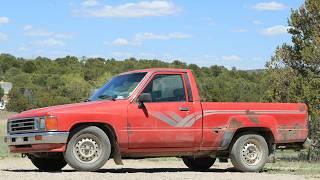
[64,126,111,171]
[230,133,269,172]
[29,153,67,171]
[182,156,216,171]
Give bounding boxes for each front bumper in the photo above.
[5,132,69,146]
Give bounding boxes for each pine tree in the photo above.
[266,0,320,159]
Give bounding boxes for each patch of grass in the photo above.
[265,160,320,175]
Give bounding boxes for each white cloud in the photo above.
[112,38,130,46]
[0,32,8,41]
[222,55,241,61]
[253,1,286,11]
[168,32,191,39]
[25,29,54,36]
[111,32,191,46]
[23,26,74,39]
[261,25,288,36]
[34,38,65,47]
[82,0,99,7]
[23,25,33,30]
[0,16,9,25]
[78,0,180,18]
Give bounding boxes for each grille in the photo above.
[9,118,37,134]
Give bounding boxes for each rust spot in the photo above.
[220,131,234,149]
[278,124,303,141]
[298,104,306,112]
[229,118,243,128]
[248,116,259,124]
[278,125,288,141]
[212,127,223,134]
[246,110,259,124]
[293,123,303,130]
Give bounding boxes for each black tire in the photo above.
[182,156,216,171]
[29,154,67,171]
[230,133,269,172]
[64,126,111,171]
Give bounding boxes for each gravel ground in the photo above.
[0,157,313,180]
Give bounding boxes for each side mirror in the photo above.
[138,93,152,108]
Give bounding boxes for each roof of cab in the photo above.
[119,68,189,75]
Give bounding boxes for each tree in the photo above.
[266,0,320,159]
[6,88,30,112]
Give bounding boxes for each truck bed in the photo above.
[201,102,308,149]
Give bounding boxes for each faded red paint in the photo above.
[8,68,309,155]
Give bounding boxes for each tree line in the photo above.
[0,54,268,111]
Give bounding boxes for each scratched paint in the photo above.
[278,123,306,141]
[246,110,260,124]
[229,118,243,128]
[298,104,306,112]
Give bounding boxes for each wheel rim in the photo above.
[73,134,102,163]
[240,141,261,166]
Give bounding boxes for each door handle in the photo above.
[179,107,190,111]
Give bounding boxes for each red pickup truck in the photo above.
[5,68,310,172]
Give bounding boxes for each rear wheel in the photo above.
[28,153,67,171]
[230,133,268,172]
[182,156,216,171]
[64,126,111,171]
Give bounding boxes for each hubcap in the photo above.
[73,136,101,163]
[240,142,261,166]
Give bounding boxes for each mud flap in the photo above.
[112,142,123,165]
[267,153,276,163]
[267,144,276,163]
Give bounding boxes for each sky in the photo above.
[0,0,305,69]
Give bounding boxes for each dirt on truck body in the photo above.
[4,68,311,172]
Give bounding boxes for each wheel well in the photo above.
[68,122,119,159]
[229,127,275,154]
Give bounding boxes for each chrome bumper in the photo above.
[5,132,69,146]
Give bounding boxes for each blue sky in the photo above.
[0,0,304,69]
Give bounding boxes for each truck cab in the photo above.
[5,68,310,172]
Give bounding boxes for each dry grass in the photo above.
[265,160,320,176]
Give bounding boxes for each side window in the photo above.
[142,74,186,102]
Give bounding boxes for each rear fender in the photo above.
[218,114,278,150]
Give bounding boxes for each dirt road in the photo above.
[0,157,314,180]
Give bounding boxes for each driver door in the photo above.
[127,72,202,149]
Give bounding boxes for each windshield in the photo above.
[89,72,147,101]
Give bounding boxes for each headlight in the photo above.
[36,116,58,131]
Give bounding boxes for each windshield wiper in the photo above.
[98,94,116,101]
